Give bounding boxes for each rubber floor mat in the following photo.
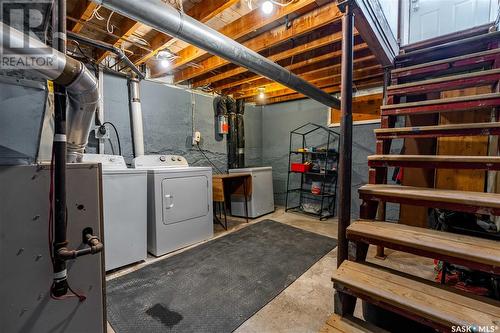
[107,219,336,333]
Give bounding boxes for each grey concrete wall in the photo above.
[259,97,398,219]
[99,73,227,171]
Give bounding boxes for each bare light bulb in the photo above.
[160,59,170,68]
[262,1,274,14]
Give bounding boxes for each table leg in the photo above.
[243,178,249,223]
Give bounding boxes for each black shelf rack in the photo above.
[285,123,340,220]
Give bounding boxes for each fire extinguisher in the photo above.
[217,114,229,135]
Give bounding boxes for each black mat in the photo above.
[107,220,336,333]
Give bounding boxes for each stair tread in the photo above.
[368,154,500,163]
[348,221,500,269]
[319,314,387,333]
[333,261,500,328]
[391,48,500,74]
[381,92,500,110]
[375,122,500,134]
[388,68,500,90]
[359,184,500,209]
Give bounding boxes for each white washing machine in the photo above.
[132,155,213,257]
[229,167,275,218]
[82,154,148,271]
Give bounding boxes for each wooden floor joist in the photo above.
[332,261,500,332]
[348,221,500,274]
[367,154,500,170]
[358,184,500,215]
[374,122,500,139]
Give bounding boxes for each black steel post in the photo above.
[52,0,70,297]
[337,1,354,268]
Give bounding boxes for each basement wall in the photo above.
[96,73,228,172]
[253,98,392,219]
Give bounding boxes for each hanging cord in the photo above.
[196,142,223,174]
[48,148,86,302]
[102,122,122,156]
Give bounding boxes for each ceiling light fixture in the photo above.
[160,59,171,68]
[258,87,266,100]
[261,1,274,14]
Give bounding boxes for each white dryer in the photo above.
[132,155,213,257]
[82,154,148,271]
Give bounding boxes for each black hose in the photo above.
[51,0,69,298]
[196,143,223,174]
[102,122,122,156]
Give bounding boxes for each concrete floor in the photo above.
[107,207,435,333]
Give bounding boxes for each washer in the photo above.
[132,155,213,257]
[83,154,148,271]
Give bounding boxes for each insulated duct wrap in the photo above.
[226,97,238,169]
[0,23,99,162]
[236,100,245,168]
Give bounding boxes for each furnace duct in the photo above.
[0,23,99,162]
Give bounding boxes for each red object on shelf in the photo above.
[291,163,311,173]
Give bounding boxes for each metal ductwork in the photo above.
[0,23,100,162]
[67,31,145,80]
[93,0,341,109]
[128,74,145,157]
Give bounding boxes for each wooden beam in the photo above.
[96,18,142,63]
[214,43,370,92]
[172,2,342,83]
[164,0,319,73]
[69,1,99,33]
[231,56,379,98]
[192,27,359,88]
[250,77,383,105]
[245,69,383,101]
[133,0,240,66]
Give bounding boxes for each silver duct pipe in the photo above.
[0,23,99,162]
[67,31,145,80]
[128,74,145,157]
[93,0,341,109]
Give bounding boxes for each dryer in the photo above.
[132,155,213,257]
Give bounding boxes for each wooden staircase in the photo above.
[327,28,500,332]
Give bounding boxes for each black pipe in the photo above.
[226,96,238,170]
[236,100,245,168]
[67,31,145,80]
[52,0,69,297]
[336,1,354,268]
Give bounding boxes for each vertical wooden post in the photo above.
[337,0,354,268]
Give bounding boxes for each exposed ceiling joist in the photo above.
[235,63,382,99]
[249,77,384,105]
[133,0,240,66]
[192,29,361,88]
[70,1,99,33]
[214,42,370,92]
[160,0,319,75]
[172,2,342,83]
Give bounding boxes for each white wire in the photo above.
[269,0,294,7]
[106,11,115,34]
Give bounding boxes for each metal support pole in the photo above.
[337,1,354,268]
